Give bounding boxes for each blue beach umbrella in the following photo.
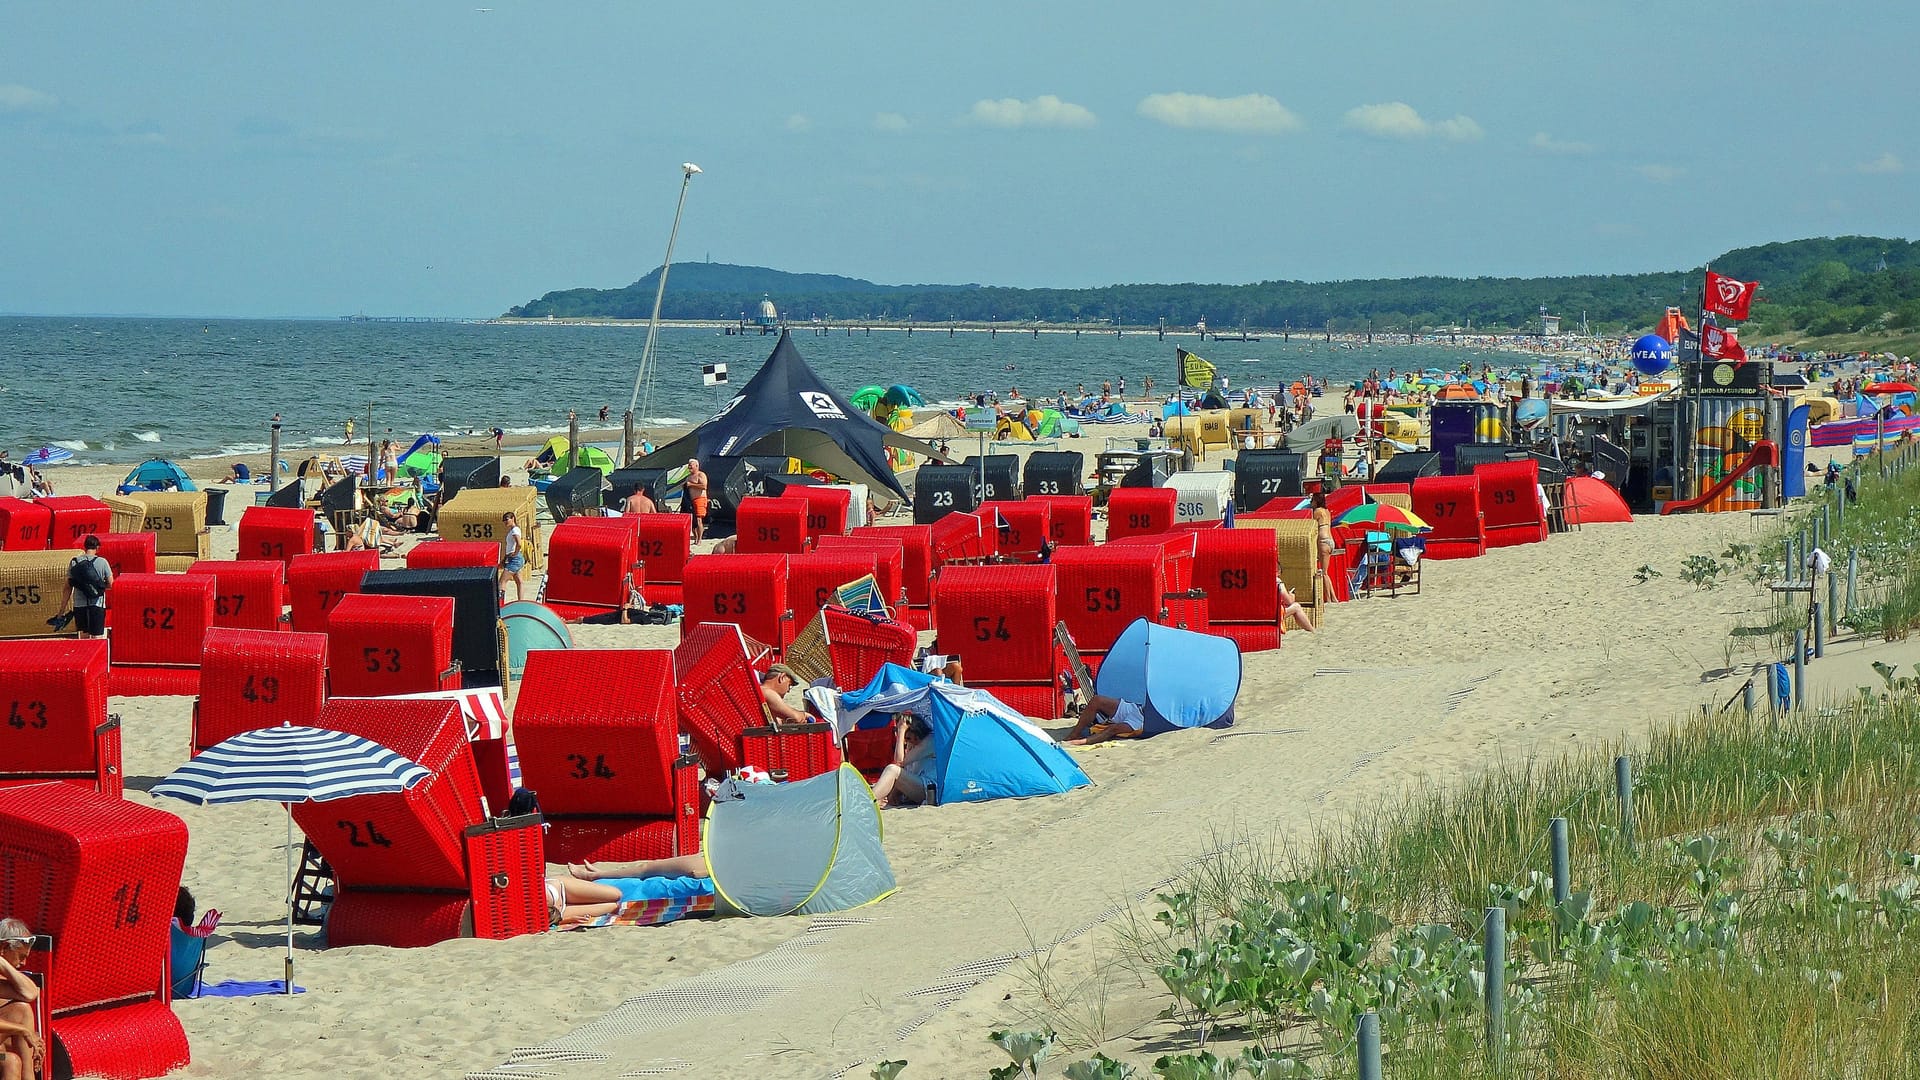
[21,446,74,467]
[152,723,430,992]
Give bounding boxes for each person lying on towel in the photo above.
[1066,694,1145,746]
[546,856,712,928]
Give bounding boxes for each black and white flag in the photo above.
[702,362,728,387]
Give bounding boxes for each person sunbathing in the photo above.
[1066,694,1145,746]
[0,917,43,1080]
[546,857,710,927]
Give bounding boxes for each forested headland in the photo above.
[505,236,1919,344]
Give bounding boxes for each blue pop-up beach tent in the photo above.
[1095,618,1240,736]
[838,665,1090,804]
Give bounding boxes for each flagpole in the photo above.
[628,162,703,430]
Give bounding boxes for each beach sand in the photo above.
[34,450,1824,1078]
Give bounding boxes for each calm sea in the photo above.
[0,317,1516,464]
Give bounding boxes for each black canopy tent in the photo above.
[634,330,947,502]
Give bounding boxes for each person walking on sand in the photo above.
[498,511,528,602]
[344,417,354,443]
[61,535,113,640]
[684,458,709,543]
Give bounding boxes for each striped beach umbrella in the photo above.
[151,723,429,993]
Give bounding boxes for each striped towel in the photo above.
[567,893,715,929]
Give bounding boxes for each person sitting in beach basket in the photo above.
[1065,693,1146,746]
[760,664,808,726]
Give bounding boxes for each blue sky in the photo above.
[2,1,1914,317]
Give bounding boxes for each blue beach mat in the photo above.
[190,980,306,998]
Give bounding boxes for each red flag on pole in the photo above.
[1702,271,1758,320]
[1701,322,1747,364]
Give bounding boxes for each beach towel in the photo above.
[1771,662,1791,711]
[191,980,306,998]
[564,876,716,930]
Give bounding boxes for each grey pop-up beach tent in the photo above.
[635,330,945,502]
[703,764,896,916]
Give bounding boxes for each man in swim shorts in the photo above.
[684,457,709,543]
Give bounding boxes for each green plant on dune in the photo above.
[1631,563,1662,586]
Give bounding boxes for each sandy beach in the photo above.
[28,437,1899,1080]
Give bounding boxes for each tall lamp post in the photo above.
[628,162,703,431]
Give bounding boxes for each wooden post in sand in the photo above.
[1848,548,1858,613]
[1743,678,1757,716]
[1812,602,1825,658]
[268,420,281,495]
[567,411,581,473]
[622,411,635,466]
[1828,572,1840,637]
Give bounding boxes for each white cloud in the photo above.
[1344,102,1427,138]
[1636,163,1685,183]
[0,83,57,112]
[964,94,1096,130]
[1343,101,1483,142]
[1529,132,1595,155]
[1136,92,1303,135]
[1433,114,1484,141]
[784,113,811,133]
[873,111,910,133]
[1857,152,1904,175]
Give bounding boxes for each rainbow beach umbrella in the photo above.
[1335,500,1430,532]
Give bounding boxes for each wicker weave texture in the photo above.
[55,995,190,1079]
[0,782,187,1011]
[405,540,502,571]
[1105,487,1178,541]
[734,497,811,555]
[1411,475,1486,554]
[822,610,917,690]
[37,496,111,550]
[812,537,907,610]
[107,573,216,667]
[1193,529,1280,623]
[929,512,996,563]
[0,498,52,551]
[194,628,327,750]
[325,890,471,950]
[237,505,315,566]
[465,817,548,940]
[740,723,842,781]
[849,524,934,604]
[94,532,157,578]
[933,564,1058,682]
[325,593,457,696]
[680,554,790,649]
[124,491,209,554]
[0,640,111,786]
[982,500,1052,560]
[516,649,680,816]
[187,559,288,632]
[672,626,763,776]
[545,519,637,608]
[630,513,692,585]
[976,682,1066,721]
[1053,547,1166,654]
[0,550,73,638]
[792,485,851,541]
[1028,494,1094,546]
[293,698,480,890]
[787,551,878,618]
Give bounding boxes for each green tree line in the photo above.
[505,235,1917,338]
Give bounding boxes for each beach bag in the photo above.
[68,555,109,601]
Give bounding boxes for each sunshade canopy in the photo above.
[635,331,944,501]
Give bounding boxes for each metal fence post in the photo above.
[1358,1010,1382,1080]
[1793,630,1806,710]
[1550,817,1570,906]
[1614,756,1635,849]
[1813,601,1825,658]
[1829,571,1841,636]
[1848,547,1858,614]
[1484,905,1506,1063]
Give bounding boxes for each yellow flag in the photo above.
[1177,347,1216,389]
